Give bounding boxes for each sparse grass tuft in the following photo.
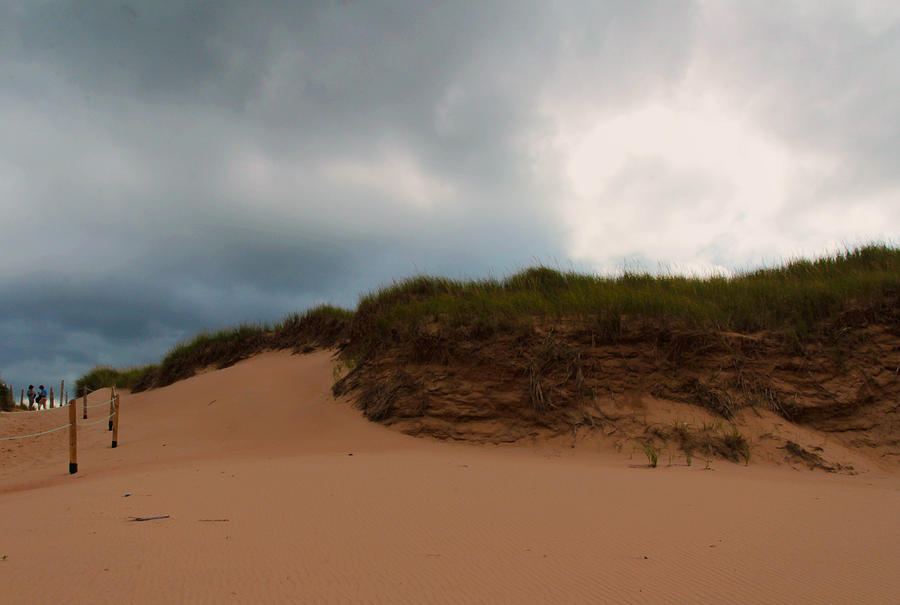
[637,441,659,468]
[722,425,751,465]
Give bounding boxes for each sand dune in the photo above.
[2,350,898,603]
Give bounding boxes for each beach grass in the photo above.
[346,243,899,359]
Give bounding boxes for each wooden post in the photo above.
[108,385,116,431]
[60,380,64,409]
[111,394,120,448]
[68,398,78,474]
[20,389,24,408]
[82,385,87,419]
[50,387,54,408]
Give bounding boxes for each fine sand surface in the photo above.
[1,351,898,604]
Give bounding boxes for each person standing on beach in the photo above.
[36,385,47,410]
[26,385,36,410]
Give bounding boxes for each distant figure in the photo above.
[27,385,36,410]
[36,385,48,410]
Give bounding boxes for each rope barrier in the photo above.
[0,423,72,441]
[78,410,118,427]
[2,388,123,474]
[0,403,117,439]
[84,398,116,409]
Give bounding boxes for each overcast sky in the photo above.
[2,1,898,389]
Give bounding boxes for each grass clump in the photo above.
[274,304,355,349]
[668,420,752,466]
[82,304,354,392]
[637,441,659,468]
[722,426,751,465]
[75,365,157,395]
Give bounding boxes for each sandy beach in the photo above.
[2,350,898,604]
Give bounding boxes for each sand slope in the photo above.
[1,350,898,604]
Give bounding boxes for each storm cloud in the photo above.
[1,1,898,387]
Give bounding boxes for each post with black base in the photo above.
[111,394,120,449]
[68,399,77,474]
[108,385,116,431]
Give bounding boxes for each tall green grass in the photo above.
[348,244,899,357]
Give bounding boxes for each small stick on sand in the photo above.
[131,515,170,522]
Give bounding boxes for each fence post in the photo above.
[108,385,116,431]
[60,380,64,409]
[111,394,120,448]
[68,398,77,474]
[82,385,87,420]
[20,389,24,408]
[50,387,54,408]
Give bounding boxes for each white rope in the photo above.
[0,423,72,441]
[84,397,116,409]
[2,405,118,439]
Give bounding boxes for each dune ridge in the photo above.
[66,245,900,471]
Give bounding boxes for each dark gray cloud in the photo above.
[1,1,898,388]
